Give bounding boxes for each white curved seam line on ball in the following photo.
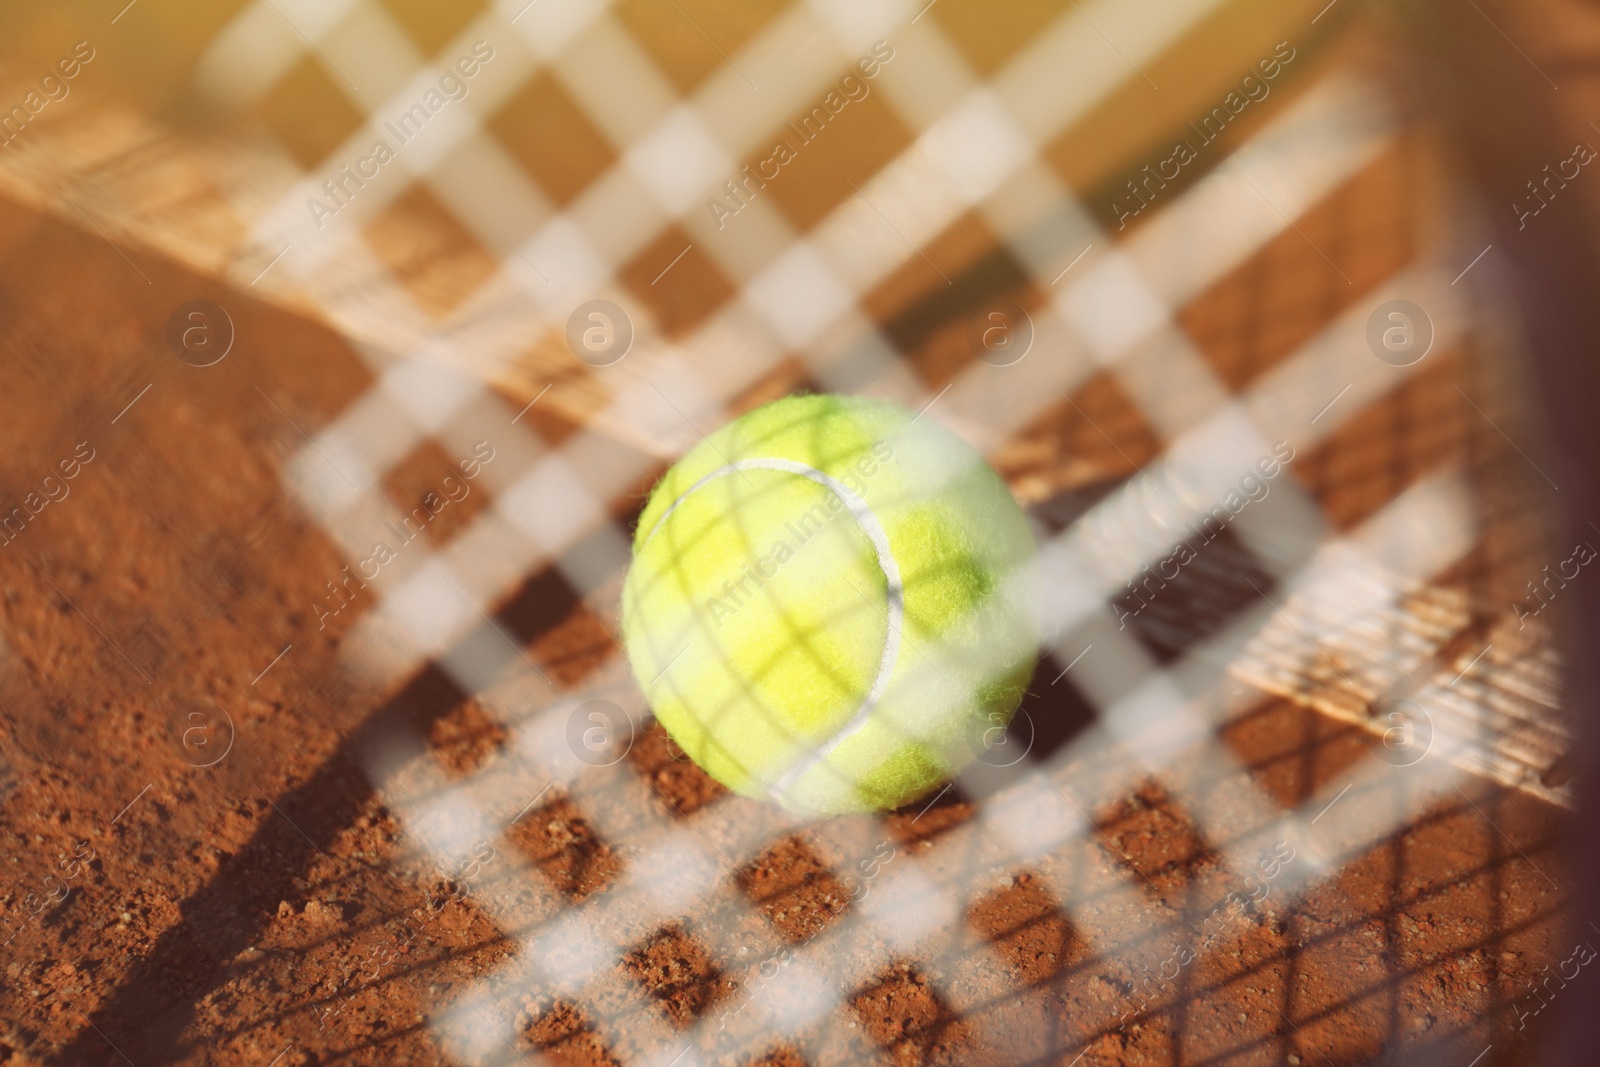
[639,457,905,804]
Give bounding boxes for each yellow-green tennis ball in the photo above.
[621,394,1038,816]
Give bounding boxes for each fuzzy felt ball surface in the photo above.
[621,394,1037,815]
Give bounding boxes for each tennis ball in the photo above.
[621,393,1038,816]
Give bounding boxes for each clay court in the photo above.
[1,0,1597,1065]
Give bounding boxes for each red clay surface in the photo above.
[0,189,1580,1067]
